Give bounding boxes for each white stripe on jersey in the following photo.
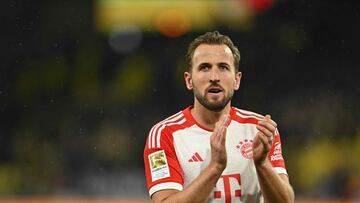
[235,112,261,120]
[148,112,182,149]
[156,118,186,148]
[235,112,262,120]
[149,182,183,196]
[148,112,184,149]
[274,167,288,175]
[235,108,263,118]
[235,108,281,136]
[148,112,183,149]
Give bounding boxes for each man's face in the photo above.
[185,44,241,112]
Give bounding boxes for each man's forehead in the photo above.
[193,44,233,61]
[192,44,235,65]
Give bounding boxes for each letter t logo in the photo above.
[214,174,241,203]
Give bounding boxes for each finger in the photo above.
[263,114,277,128]
[214,115,227,131]
[212,124,223,145]
[214,116,228,136]
[256,124,274,139]
[213,120,222,134]
[215,124,227,142]
[213,122,220,135]
[259,125,274,143]
[219,126,227,145]
[256,132,272,151]
[220,114,230,127]
[257,121,276,133]
[212,114,230,142]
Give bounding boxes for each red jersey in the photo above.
[143,106,287,203]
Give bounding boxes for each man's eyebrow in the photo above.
[217,62,230,66]
[197,62,211,67]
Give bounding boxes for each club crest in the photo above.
[236,139,253,159]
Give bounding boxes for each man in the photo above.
[143,31,295,203]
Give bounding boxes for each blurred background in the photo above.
[1,0,360,202]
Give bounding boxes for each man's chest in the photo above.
[172,122,257,170]
[172,122,262,202]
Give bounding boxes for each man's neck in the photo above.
[191,100,231,130]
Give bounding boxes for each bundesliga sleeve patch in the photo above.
[148,150,170,181]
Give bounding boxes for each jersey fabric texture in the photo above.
[143,106,287,203]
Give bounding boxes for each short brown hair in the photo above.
[186,31,241,72]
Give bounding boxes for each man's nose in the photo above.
[210,69,220,82]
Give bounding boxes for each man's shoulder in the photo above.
[232,107,264,118]
[149,107,191,133]
[146,108,191,149]
[231,107,264,124]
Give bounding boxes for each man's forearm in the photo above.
[153,164,223,203]
[255,160,295,203]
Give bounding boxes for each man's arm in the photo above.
[152,115,230,203]
[253,115,295,203]
[256,161,294,203]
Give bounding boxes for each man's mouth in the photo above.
[207,86,223,94]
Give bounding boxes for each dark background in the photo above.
[1,0,360,200]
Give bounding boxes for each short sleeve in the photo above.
[143,126,184,197]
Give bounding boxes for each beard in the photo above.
[193,85,234,112]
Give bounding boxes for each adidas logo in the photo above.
[188,152,203,162]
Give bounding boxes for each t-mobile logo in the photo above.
[214,174,241,203]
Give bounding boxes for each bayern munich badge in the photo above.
[236,139,253,159]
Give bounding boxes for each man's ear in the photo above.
[234,71,242,90]
[184,72,193,90]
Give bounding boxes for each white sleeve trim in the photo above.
[274,167,288,175]
[149,182,183,196]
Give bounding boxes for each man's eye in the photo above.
[199,65,210,70]
[220,65,229,70]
